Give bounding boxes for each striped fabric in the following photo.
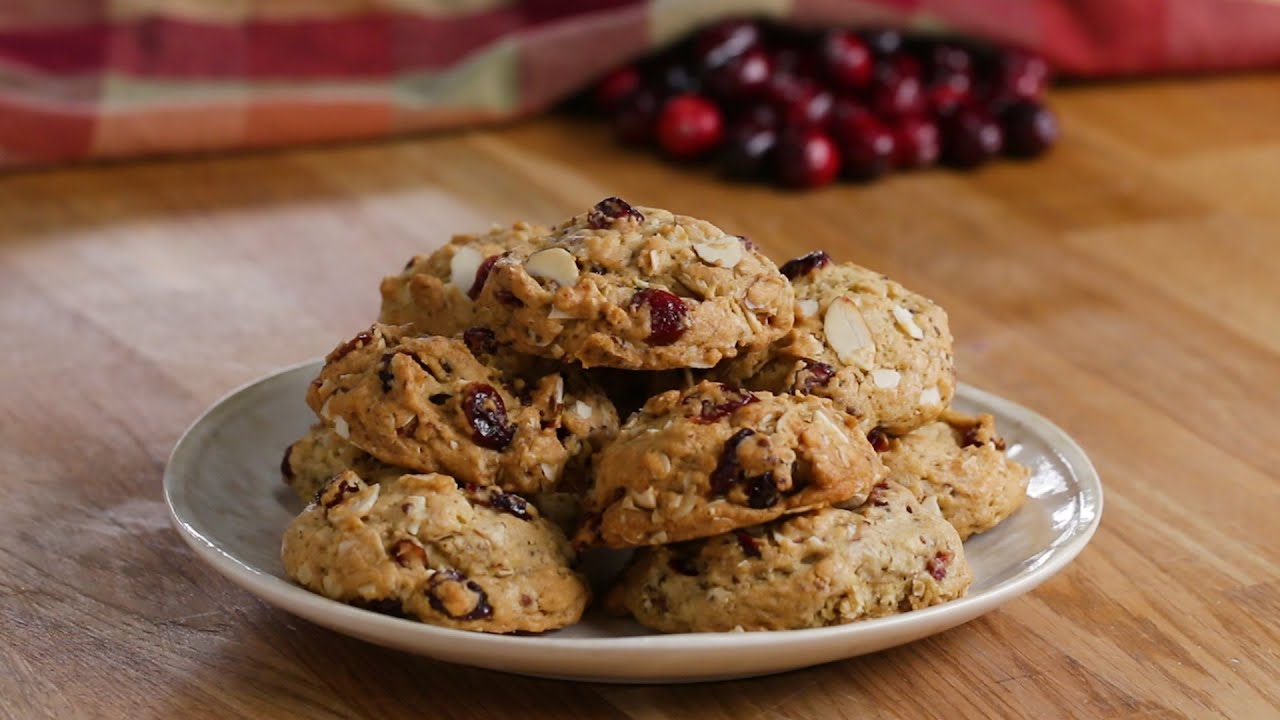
[2,0,1279,168]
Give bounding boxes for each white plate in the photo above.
[165,360,1102,684]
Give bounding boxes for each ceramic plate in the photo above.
[165,361,1102,683]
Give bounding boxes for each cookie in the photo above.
[880,409,1030,539]
[606,481,971,632]
[715,253,954,435]
[379,221,548,337]
[280,424,400,503]
[282,471,589,633]
[473,198,794,370]
[576,380,885,548]
[306,324,619,495]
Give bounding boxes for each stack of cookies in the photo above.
[278,197,1031,634]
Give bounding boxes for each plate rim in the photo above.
[164,360,1104,654]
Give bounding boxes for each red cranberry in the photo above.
[928,44,974,81]
[469,254,498,299]
[593,65,641,112]
[831,107,895,182]
[692,385,759,423]
[694,19,761,67]
[737,102,780,129]
[870,71,925,120]
[462,327,497,356]
[461,383,516,450]
[735,530,762,558]
[612,88,660,145]
[710,428,755,494]
[427,570,493,620]
[768,76,832,129]
[995,49,1050,101]
[928,550,953,581]
[630,288,689,345]
[779,250,831,280]
[746,473,779,509]
[860,28,903,56]
[703,46,772,102]
[928,78,971,116]
[770,45,822,80]
[656,94,724,160]
[821,30,872,90]
[893,115,941,169]
[652,60,701,98]
[941,106,1003,169]
[588,197,644,228]
[795,358,836,393]
[720,121,778,179]
[999,100,1058,158]
[774,129,841,189]
[867,427,891,453]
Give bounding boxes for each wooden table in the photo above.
[2,74,1278,719]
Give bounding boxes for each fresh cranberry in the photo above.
[694,19,762,67]
[720,121,778,179]
[652,59,701,98]
[588,197,644,228]
[995,49,1050,101]
[593,65,641,112]
[692,385,759,423]
[737,102,780,129]
[703,46,772,102]
[870,71,925,120]
[795,358,836,393]
[821,30,872,90]
[462,327,497,356]
[774,129,841,189]
[656,94,724,160]
[928,44,974,81]
[469,254,498,299]
[999,100,1058,158]
[893,115,941,169]
[461,383,516,450]
[941,106,1003,169]
[831,107,895,181]
[770,47,821,80]
[860,28,903,56]
[630,288,689,346]
[768,76,832,129]
[928,78,971,116]
[612,88,660,145]
[779,250,830,280]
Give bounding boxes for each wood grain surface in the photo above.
[2,74,1279,719]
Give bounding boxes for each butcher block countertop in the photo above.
[1,74,1278,719]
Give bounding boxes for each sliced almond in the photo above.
[871,368,902,389]
[797,298,820,318]
[332,415,350,440]
[547,306,574,320]
[824,296,876,369]
[449,245,483,291]
[633,486,657,510]
[692,237,743,268]
[572,400,593,420]
[919,385,942,406]
[892,305,925,339]
[524,247,580,287]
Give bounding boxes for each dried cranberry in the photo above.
[280,443,296,485]
[391,538,427,567]
[495,290,523,307]
[488,491,533,521]
[427,570,493,620]
[693,385,758,423]
[328,330,373,363]
[779,250,831,280]
[869,480,891,506]
[961,425,985,448]
[795,359,835,394]
[746,473,779,509]
[710,428,755,494]
[734,530,762,558]
[321,477,361,509]
[353,598,407,618]
[868,427,891,452]
[928,550,953,581]
[462,327,498,356]
[468,255,499,300]
[668,554,699,576]
[630,288,689,346]
[461,383,516,450]
[588,197,644,229]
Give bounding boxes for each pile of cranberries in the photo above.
[584,21,1059,188]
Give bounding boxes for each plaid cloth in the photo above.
[3,0,1279,168]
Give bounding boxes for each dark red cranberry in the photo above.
[995,49,1050,101]
[588,197,644,228]
[468,254,499,300]
[734,530,762,558]
[710,428,756,494]
[652,60,701,98]
[462,327,497,356]
[770,47,821,80]
[461,383,516,450]
[779,250,831,280]
[774,129,840,189]
[656,94,724,160]
[768,76,832,129]
[720,121,777,179]
[692,385,759,423]
[612,88,660,145]
[321,476,361,509]
[860,28,903,56]
[630,288,689,346]
[870,71,925,120]
[941,106,1003,169]
[745,473,779,509]
[928,79,971,117]
[427,570,493,620]
[867,427,891,453]
[703,47,772,102]
[487,490,533,521]
[328,330,373,363]
[280,442,296,485]
[999,100,1058,158]
[795,358,836,393]
[928,550,954,581]
[694,19,762,67]
[737,102,780,129]
[893,115,941,169]
[869,480,891,506]
[593,65,641,112]
[831,107,895,182]
[961,424,986,448]
[928,44,974,80]
[821,30,872,90]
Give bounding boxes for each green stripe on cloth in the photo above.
[648,0,792,47]
[393,37,519,110]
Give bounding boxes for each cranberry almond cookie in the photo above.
[606,481,971,632]
[717,252,955,436]
[306,324,618,495]
[474,198,794,370]
[282,471,589,633]
[281,424,401,503]
[379,221,548,337]
[880,409,1030,539]
[576,380,885,548]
